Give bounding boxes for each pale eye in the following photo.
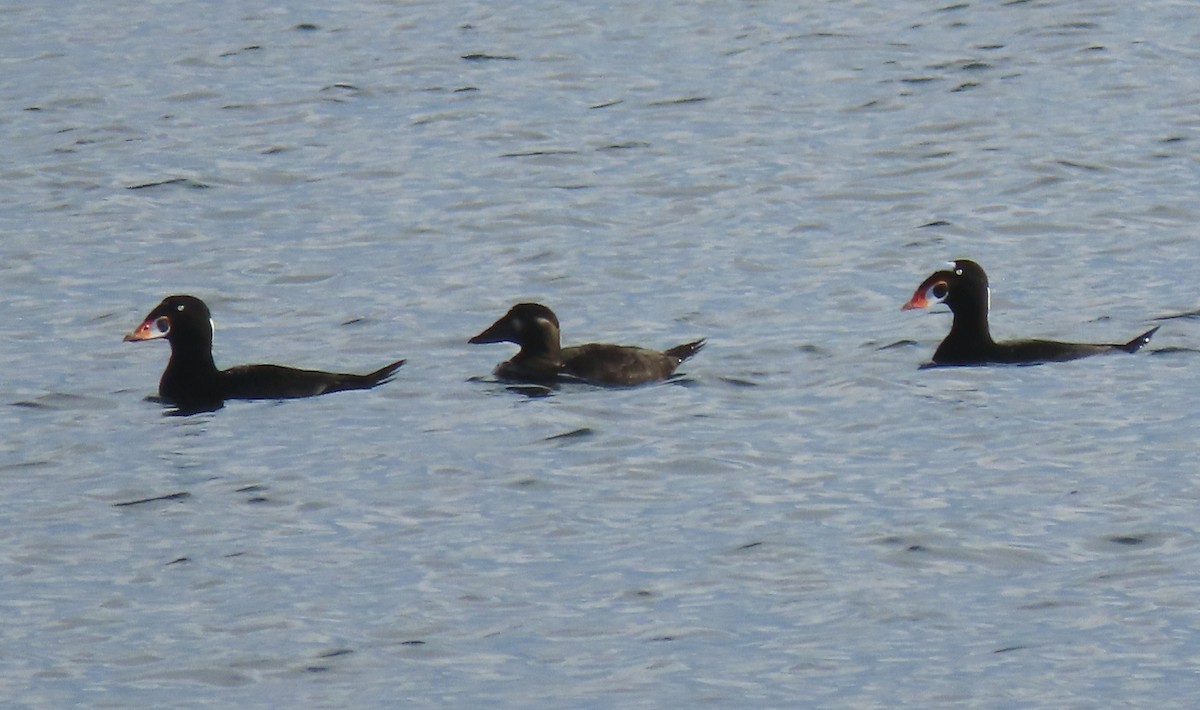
[154,316,170,334]
[176,304,185,312]
[932,282,949,299]
[954,268,963,276]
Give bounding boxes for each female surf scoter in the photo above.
[469,303,704,386]
[125,295,404,411]
[902,260,1158,366]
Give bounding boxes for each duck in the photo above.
[125,295,404,411]
[902,259,1158,366]
[469,303,704,386]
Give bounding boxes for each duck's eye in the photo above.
[954,267,963,276]
[931,282,949,300]
[176,304,185,312]
[154,316,171,334]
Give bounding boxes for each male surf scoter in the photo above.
[469,302,704,386]
[902,259,1158,366]
[125,295,405,411]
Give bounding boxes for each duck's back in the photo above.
[221,360,405,400]
[932,328,1159,366]
[562,344,686,386]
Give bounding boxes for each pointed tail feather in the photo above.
[1120,327,1159,354]
[359,359,406,388]
[665,339,705,363]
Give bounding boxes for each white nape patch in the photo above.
[210,318,216,344]
[986,286,991,314]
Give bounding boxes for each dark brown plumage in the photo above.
[469,303,704,386]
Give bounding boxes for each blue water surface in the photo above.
[2,1,1200,707]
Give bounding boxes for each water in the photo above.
[3,0,1200,706]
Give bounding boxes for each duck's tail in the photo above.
[356,359,406,388]
[665,339,705,363]
[1119,327,1159,354]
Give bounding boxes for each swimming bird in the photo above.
[469,302,704,386]
[902,260,1158,366]
[125,295,404,411]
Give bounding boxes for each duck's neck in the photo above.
[166,344,218,375]
[160,338,220,402]
[947,288,995,346]
[514,327,562,365]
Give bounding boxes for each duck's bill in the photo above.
[124,316,168,342]
[468,318,513,344]
[901,275,949,311]
[901,289,930,311]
